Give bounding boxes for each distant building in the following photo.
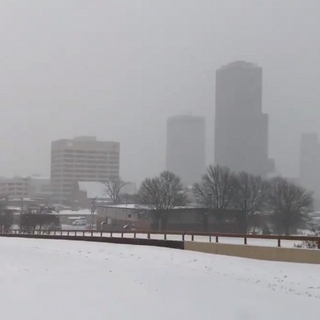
[166,115,206,186]
[97,204,149,230]
[50,136,120,205]
[97,204,245,233]
[300,133,320,192]
[57,209,97,226]
[72,181,137,209]
[0,177,31,199]
[29,176,52,201]
[214,61,274,177]
[0,175,52,202]
[72,181,111,209]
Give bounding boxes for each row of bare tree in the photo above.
[0,202,60,232]
[137,166,314,235]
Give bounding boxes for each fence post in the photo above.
[182,233,185,241]
[209,235,212,243]
[191,234,194,241]
[215,236,218,243]
[244,237,247,245]
[278,238,281,247]
[164,233,167,240]
[110,232,113,238]
[100,230,103,237]
[67,231,69,236]
[83,231,85,237]
[134,232,136,238]
[148,233,150,239]
[75,231,77,236]
[121,232,124,238]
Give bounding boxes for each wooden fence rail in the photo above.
[3,229,320,249]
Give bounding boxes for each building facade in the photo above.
[51,136,120,205]
[97,205,245,233]
[300,133,320,207]
[166,115,206,186]
[214,61,274,177]
[29,176,52,201]
[0,177,31,199]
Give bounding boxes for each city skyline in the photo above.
[0,1,319,183]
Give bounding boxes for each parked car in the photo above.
[72,219,87,227]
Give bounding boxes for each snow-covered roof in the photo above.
[58,209,96,216]
[78,181,109,199]
[99,204,201,210]
[7,198,34,202]
[6,206,22,211]
[309,211,320,217]
[100,204,148,210]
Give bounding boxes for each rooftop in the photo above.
[221,61,258,69]
[58,209,96,216]
[98,204,202,210]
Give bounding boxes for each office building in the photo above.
[300,133,320,191]
[0,176,31,199]
[214,61,274,177]
[166,115,205,186]
[51,136,120,205]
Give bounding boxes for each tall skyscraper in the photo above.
[51,136,120,205]
[300,133,320,191]
[214,61,274,177]
[166,115,205,186]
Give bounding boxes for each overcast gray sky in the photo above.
[0,0,319,182]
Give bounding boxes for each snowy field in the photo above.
[51,231,299,248]
[0,238,319,319]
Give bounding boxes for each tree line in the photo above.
[0,202,60,233]
[137,166,314,235]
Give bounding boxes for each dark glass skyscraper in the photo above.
[214,61,274,177]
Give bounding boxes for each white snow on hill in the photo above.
[0,238,319,319]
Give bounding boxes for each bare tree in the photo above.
[193,165,236,211]
[138,171,188,210]
[0,198,13,232]
[138,171,188,231]
[232,172,270,233]
[103,178,128,204]
[268,177,313,235]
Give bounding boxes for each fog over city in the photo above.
[0,0,320,183]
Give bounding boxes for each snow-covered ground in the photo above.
[0,238,319,319]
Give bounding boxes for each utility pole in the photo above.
[90,198,96,232]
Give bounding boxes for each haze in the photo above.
[0,0,319,183]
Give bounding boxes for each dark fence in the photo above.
[1,229,320,248]
[0,231,184,250]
